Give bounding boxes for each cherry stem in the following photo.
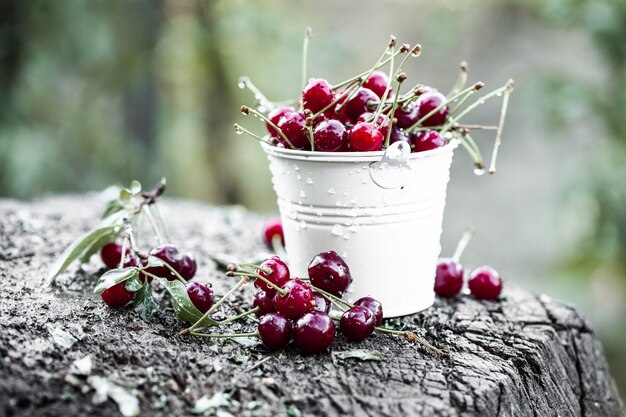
[384,78,404,148]
[372,44,396,122]
[301,27,313,91]
[452,228,475,263]
[242,106,296,149]
[142,205,164,245]
[218,307,260,326]
[190,331,259,339]
[452,130,484,170]
[271,235,288,261]
[446,61,468,98]
[186,276,250,334]
[153,203,171,243]
[237,262,272,276]
[332,48,403,90]
[308,284,353,309]
[488,80,514,175]
[233,123,271,144]
[407,84,480,132]
[312,82,358,118]
[232,268,287,296]
[307,122,315,151]
[118,233,129,270]
[449,88,476,117]
[238,76,273,112]
[160,259,188,284]
[375,327,443,355]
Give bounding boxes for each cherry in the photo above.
[348,122,384,152]
[417,91,449,127]
[101,282,134,308]
[356,112,389,137]
[340,306,376,342]
[307,251,352,297]
[354,296,383,326]
[100,242,123,269]
[434,258,464,298]
[266,106,294,137]
[313,119,348,152]
[412,130,445,152]
[312,292,331,313]
[343,88,379,122]
[186,282,214,313]
[253,291,276,316]
[273,278,316,319]
[258,312,292,351]
[363,71,390,99]
[302,78,335,114]
[468,266,502,300]
[263,217,285,249]
[277,111,311,150]
[255,257,290,295]
[293,311,336,354]
[394,102,420,129]
[388,127,410,145]
[144,245,194,281]
[178,254,197,280]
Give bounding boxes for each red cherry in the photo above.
[313,119,348,152]
[348,122,384,152]
[356,112,389,137]
[308,251,352,297]
[412,130,446,152]
[344,88,379,122]
[144,245,183,281]
[340,306,376,342]
[312,292,331,314]
[434,258,464,298]
[293,311,336,354]
[388,127,410,145]
[277,112,311,150]
[100,242,123,269]
[253,291,276,316]
[302,79,335,114]
[186,282,214,313]
[101,282,134,308]
[273,278,316,320]
[263,217,285,249]
[178,254,197,280]
[354,296,383,326]
[258,312,292,351]
[394,102,419,129]
[468,266,502,300]
[255,257,290,295]
[363,71,390,99]
[266,106,294,137]
[417,92,449,127]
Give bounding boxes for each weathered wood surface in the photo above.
[0,194,622,417]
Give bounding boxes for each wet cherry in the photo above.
[255,256,290,295]
[277,111,311,149]
[266,106,294,137]
[417,91,449,127]
[312,292,331,313]
[273,278,316,319]
[313,119,348,152]
[178,254,197,280]
[101,282,134,308]
[293,311,336,354]
[253,291,276,316]
[258,312,292,351]
[344,88,379,122]
[412,130,446,152]
[308,251,352,297]
[340,306,376,342]
[388,127,410,145]
[100,242,124,269]
[356,112,389,137]
[348,122,384,152]
[434,258,464,298]
[354,296,383,326]
[263,217,285,249]
[468,266,502,300]
[302,78,335,114]
[363,71,390,99]
[394,102,419,129]
[144,245,182,281]
[186,282,214,313]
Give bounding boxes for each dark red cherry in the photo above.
[313,119,348,152]
[417,92,449,127]
[356,112,389,137]
[302,79,335,114]
[100,242,123,269]
[363,71,390,99]
[255,257,290,295]
[273,278,316,319]
[101,282,134,308]
[308,251,352,297]
[388,127,410,145]
[266,106,295,137]
[412,130,446,152]
[258,312,292,351]
[253,291,276,316]
[394,102,420,129]
[434,258,464,298]
[340,306,376,342]
[348,122,384,152]
[263,217,285,249]
[144,245,181,281]
[344,88,379,122]
[293,311,336,354]
[186,282,214,313]
[312,292,331,313]
[354,296,383,326]
[468,266,502,300]
[178,254,197,280]
[277,111,311,149]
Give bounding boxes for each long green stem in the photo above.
[271,235,288,261]
[231,269,287,296]
[238,76,273,112]
[332,48,404,90]
[452,228,475,263]
[488,80,513,174]
[190,331,259,338]
[384,79,404,148]
[374,327,443,355]
[312,81,358,118]
[407,84,481,132]
[309,284,353,309]
[449,88,476,117]
[153,203,171,243]
[118,234,129,269]
[446,61,468,98]
[218,307,260,325]
[372,46,396,122]
[233,123,271,144]
[242,107,296,149]
[301,27,312,90]
[143,205,163,245]
[186,277,249,334]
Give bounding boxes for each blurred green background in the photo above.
[0,0,624,400]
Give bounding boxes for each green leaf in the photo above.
[47,226,118,286]
[124,274,143,292]
[145,255,164,267]
[157,278,217,325]
[79,230,120,264]
[101,202,125,219]
[133,282,159,322]
[332,349,383,362]
[94,268,138,295]
[119,188,132,202]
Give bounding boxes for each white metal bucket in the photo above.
[262,140,458,317]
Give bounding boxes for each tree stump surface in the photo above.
[0,194,622,417]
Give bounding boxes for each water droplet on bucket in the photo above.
[299,190,306,198]
[343,233,351,240]
[369,141,412,189]
[306,177,314,184]
[350,198,358,205]
[328,187,336,194]
[294,165,300,171]
[331,224,344,236]
[297,174,302,180]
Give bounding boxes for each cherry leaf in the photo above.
[94,268,138,295]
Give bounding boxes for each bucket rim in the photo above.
[261,139,459,162]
